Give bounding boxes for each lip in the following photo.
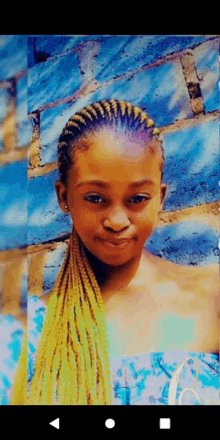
[99,237,132,244]
[98,237,132,248]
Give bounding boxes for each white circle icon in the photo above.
[105,418,115,429]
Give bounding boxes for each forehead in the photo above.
[72,129,162,182]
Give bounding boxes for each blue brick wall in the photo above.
[27,169,72,246]
[28,35,215,113]
[0,36,27,80]
[145,222,219,266]
[40,59,193,166]
[162,119,220,208]
[17,74,32,147]
[26,36,220,272]
[43,243,67,293]
[0,89,8,151]
[193,39,219,113]
[0,159,27,251]
[29,35,213,70]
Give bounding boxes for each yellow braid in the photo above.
[70,114,87,125]
[66,121,80,129]
[118,100,126,116]
[109,99,118,117]
[26,225,113,405]
[85,105,99,119]
[93,102,105,118]
[101,100,112,120]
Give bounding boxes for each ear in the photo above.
[54,180,69,213]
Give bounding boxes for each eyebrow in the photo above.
[75,179,156,189]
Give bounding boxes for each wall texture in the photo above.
[0,35,31,404]
[26,35,219,303]
[0,35,219,405]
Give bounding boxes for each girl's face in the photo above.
[55,130,167,267]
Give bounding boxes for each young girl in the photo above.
[27,99,219,405]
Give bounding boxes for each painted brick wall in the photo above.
[0,35,30,404]
[0,36,32,319]
[26,35,219,305]
[0,34,219,405]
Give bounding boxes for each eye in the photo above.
[130,195,149,204]
[84,194,150,204]
[85,194,103,203]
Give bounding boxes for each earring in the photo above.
[65,205,68,209]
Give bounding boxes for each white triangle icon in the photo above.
[49,418,59,429]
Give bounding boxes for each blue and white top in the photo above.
[1,295,219,405]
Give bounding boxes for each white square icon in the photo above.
[160,418,171,429]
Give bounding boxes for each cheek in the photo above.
[73,206,99,229]
[138,199,160,224]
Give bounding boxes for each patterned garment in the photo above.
[27,296,220,405]
[1,296,219,405]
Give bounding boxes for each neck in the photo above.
[83,246,146,292]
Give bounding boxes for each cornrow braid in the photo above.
[133,105,142,120]
[109,99,118,118]
[118,100,126,117]
[84,105,99,119]
[92,102,105,118]
[100,100,112,121]
[66,121,80,129]
[57,98,164,188]
[69,114,87,126]
[77,109,94,122]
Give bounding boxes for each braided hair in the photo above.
[58,99,164,187]
[27,99,165,405]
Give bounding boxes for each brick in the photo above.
[145,221,219,265]
[2,257,23,313]
[29,35,102,66]
[190,97,204,115]
[0,124,3,151]
[28,251,45,297]
[17,74,32,147]
[27,169,72,246]
[0,159,27,251]
[28,51,82,113]
[193,39,219,113]
[0,89,8,121]
[180,51,198,83]
[0,36,27,80]
[20,258,27,311]
[43,242,68,293]
[162,119,219,210]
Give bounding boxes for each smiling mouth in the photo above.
[98,238,131,249]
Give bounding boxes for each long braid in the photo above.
[16,99,165,405]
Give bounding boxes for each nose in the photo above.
[103,205,130,230]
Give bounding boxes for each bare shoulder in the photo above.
[156,256,219,296]
[177,262,219,311]
[187,262,219,288]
